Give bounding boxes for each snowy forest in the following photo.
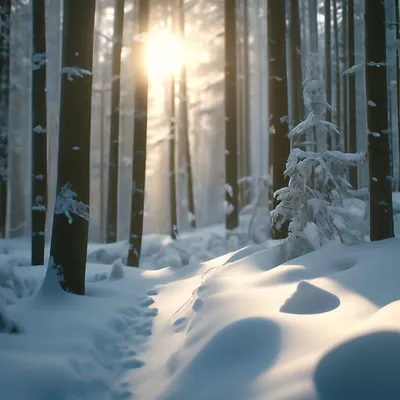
[1,0,400,399]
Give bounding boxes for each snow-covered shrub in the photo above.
[271,53,367,250]
[109,260,125,281]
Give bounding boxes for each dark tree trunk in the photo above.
[348,0,357,188]
[396,0,400,190]
[168,2,177,240]
[127,0,150,267]
[341,0,348,152]
[31,0,48,265]
[333,0,341,145]
[168,73,178,239]
[325,0,332,123]
[0,0,10,238]
[268,0,289,239]
[224,0,239,231]
[238,0,251,207]
[365,0,394,241]
[178,0,196,229]
[288,0,304,132]
[48,0,96,294]
[106,0,125,243]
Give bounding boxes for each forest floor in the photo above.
[1,210,400,399]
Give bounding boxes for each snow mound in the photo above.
[315,331,400,400]
[280,281,340,314]
[109,259,125,281]
[161,318,281,400]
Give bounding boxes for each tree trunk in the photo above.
[341,0,348,152]
[224,0,239,231]
[396,0,400,190]
[0,0,10,238]
[365,0,394,241]
[178,0,196,229]
[325,0,332,123]
[348,0,358,188]
[127,0,150,267]
[47,0,96,294]
[268,0,289,239]
[333,0,340,149]
[168,1,177,239]
[31,0,48,265]
[288,0,304,133]
[106,0,125,243]
[238,0,251,207]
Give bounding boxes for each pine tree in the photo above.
[178,0,196,229]
[46,0,96,294]
[365,0,394,241]
[268,0,290,239]
[106,0,125,243]
[224,0,239,231]
[127,0,150,267]
[272,52,367,250]
[31,0,48,265]
[0,0,10,238]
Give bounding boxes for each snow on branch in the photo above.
[54,183,89,224]
[61,67,92,81]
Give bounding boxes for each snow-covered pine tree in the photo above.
[271,53,367,251]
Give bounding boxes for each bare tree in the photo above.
[333,0,340,148]
[127,0,150,267]
[0,0,10,238]
[31,0,48,265]
[325,0,332,124]
[268,0,290,239]
[224,0,239,231]
[106,0,125,243]
[178,0,196,229]
[288,0,304,132]
[365,0,394,240]
[168,2,178,239]
[348,0,357,188]
[47,0,96,294]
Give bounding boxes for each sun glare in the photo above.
[146,28,182,82]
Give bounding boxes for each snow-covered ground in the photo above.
[2,215,400,399]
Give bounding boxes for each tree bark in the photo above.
[396,0,400,190]
[31,0,48,265]
[168,2,177,239]
[333,0,340,149]
[325,0,332,123]
[178,0,196,229]
[106,0,125,243]
[268,0,289,239]
[288,0,304,132]
[224,0,239,231]
[48,0,96,294]
[365,0,394,241]
[0,0,10,238]
[341,0,348,152]
[127,0,150,267]
[238,0,250,206]
[348,0,358,188]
